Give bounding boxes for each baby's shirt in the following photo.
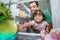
[30,20,49,33]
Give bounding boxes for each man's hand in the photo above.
[18,3,24,8]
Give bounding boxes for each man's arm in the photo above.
[45,25,50,34]
[17,3,31,18]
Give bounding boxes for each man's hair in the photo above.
[29,1,39,7]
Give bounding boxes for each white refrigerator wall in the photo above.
[50,0,60,28]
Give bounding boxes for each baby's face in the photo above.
[34,15,44,23]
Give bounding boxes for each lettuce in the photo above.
[0,2,13,22]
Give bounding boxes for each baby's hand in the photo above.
[44,34,53,40]
[18,24,24,31]
[40,30,46,37]
[26,16,30,19]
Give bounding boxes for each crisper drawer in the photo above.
[16,32,43,40]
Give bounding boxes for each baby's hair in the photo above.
[33,10,45,21]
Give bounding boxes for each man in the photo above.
[18,1,52,33]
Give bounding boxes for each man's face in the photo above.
[29,2,39,14]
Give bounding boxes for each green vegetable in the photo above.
[0,20,17,40]
[0,2,17,40]
[0,2,13,22]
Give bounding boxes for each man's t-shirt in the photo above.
[42,9,52,23]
